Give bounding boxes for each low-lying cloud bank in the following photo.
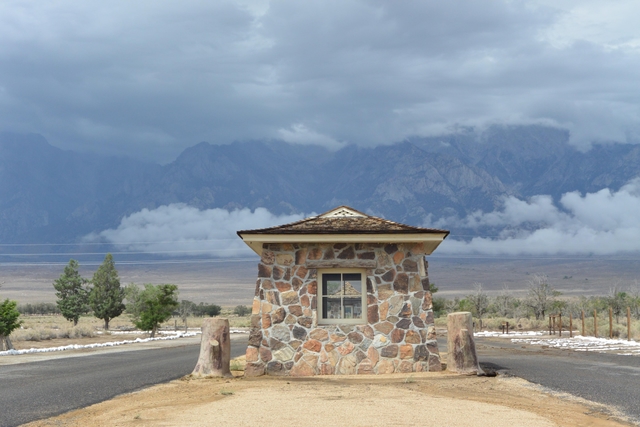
[85,205,308,257]
[430,178,640,255]
[89,178,640,258]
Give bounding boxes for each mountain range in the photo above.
[1,125,640,244]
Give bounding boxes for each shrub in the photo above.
[233,305,251,317]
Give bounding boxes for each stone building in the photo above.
[237,206,449,376]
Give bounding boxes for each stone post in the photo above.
[192,318,233,378]
[447,312,483,375]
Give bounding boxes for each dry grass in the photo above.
[435,314,640,339]
[10,310,251,344]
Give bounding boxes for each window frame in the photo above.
[317,269,367,325]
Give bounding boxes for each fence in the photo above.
[546,307,633,340]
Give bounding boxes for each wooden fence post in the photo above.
[609,307,613,339]
[581,310,585,336]
[594,310,598,338]
[569,313,573,338]
[628,306,632,341]
[559,314,562,337]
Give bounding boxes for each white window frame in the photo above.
[317,269,367,325]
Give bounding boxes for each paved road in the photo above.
[0,339,247,427]
[473,337,640,425]
[3,336,639,426]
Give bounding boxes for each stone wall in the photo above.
[244,242,441,376]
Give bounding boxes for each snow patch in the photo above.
[2,328,249,357]
[510,335,640,355]
[474,330,544,338]
[0,332,198,356]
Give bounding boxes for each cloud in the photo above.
[278,123,345,150]
[433,178,640,255]
[84,204,308,257]
[1,1,640,161]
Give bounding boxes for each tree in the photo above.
[629,283,640,320]
[126,284,179,337]
[53,259,89,326]
[178,300,196,332]
[492,286,515,318]
[89,253,125,330]
[432,297,447,317]
[607,286,628,323]
[524,274,561,320]
[194,303,221,317]
[233,305,251,316]
[467,282,489,328]
[0,299,22,351]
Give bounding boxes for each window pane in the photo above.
[323,297,342,319]
[323,274,342,295]
[343,274,362,296]
[343,298,362,319]
[343,273,362,319]
[322,274,342,319]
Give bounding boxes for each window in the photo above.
[318,270,366,325]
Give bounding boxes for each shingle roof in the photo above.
[237,206,450,237]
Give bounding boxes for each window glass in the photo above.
[342,273,362,319]
[321,272,363,321]
[322,274,342,319]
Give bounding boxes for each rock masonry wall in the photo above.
[244,242,441,376]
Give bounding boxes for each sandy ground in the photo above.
[23,369,632,427]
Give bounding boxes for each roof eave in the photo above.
[238,232,449,257]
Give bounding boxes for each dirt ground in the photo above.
[24,370,633,427]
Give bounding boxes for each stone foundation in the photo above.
[245,242,441,376]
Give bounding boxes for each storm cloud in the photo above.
[1,1,640,162]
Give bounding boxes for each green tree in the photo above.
[607,287,628,323]
[194,303,221,317]
[89,253,125,330]
[432,297,447,317]
[0,299,22,351]
[53,259,89,326]
[124,283,142,318]
[233,305,251,316]
[127,284,179,337]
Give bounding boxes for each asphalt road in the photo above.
[473,337,640,425]
[3,336,639,426]
[0,340,247,427]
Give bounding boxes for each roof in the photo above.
[237,206,450,236]
[237,206,450,256]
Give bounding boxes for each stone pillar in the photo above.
[192,318,233,378]
[446,312,483,375]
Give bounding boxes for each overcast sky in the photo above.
[1,0,639,162]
